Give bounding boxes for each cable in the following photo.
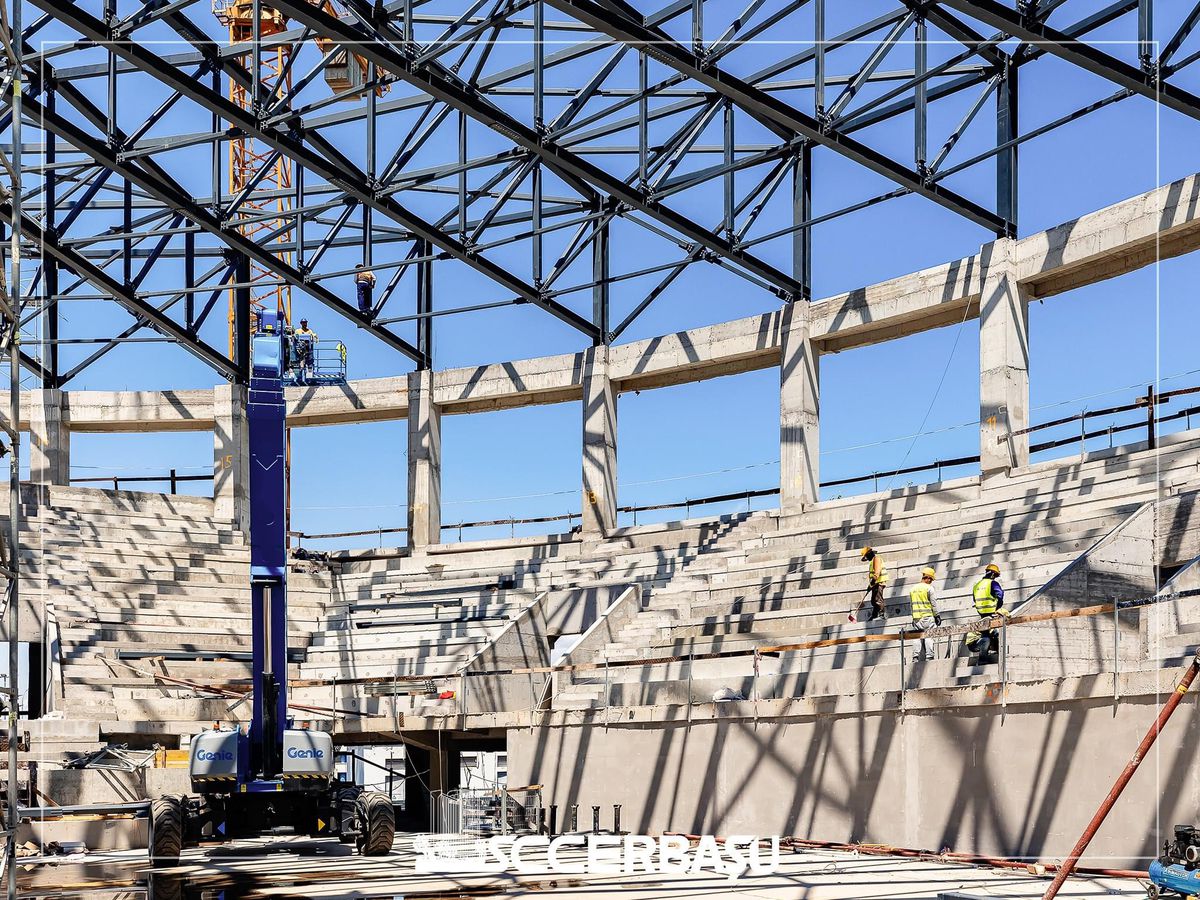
[879,289,975,493]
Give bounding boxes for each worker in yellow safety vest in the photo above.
[849,547,887,623]
[909,567,942,661]
[965,563,1007,662]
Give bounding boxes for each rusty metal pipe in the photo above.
[1042,652,1200,900]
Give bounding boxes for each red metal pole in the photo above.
[1042,653,1200,900]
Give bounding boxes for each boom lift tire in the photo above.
[336,787,358,843]
[149,796,184,866]
[356,791,395,856]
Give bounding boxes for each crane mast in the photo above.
[213,0,295,348]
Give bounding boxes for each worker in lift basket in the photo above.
[964,563,1008,663]
[355,263,377,316]
[295,318,318,384]
[909,566,942,661]
[849,547,887,623]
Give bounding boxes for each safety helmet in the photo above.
[985,564,1000,576]
[860,547,873,560]
[921,567,936,579]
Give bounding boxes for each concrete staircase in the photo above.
[551,433,1200,711]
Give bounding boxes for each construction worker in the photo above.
[965,563,1007,662]
[295,318,318,384]
[355,264,377,316]
[850,547,887,622]
[909,566,942,661]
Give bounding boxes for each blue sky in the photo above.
[23,2,1200,546]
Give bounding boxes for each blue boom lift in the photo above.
[146,311,393,864]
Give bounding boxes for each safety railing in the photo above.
[1018,384,1200,456]
[337,750,414,804]
[70,470,213,493]
[285,339,347,386]
[66,381,1200,539]
[429,787,541,836]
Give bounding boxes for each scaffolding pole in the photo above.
[3,0,20,894]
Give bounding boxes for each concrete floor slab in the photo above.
[14,834,1145,900]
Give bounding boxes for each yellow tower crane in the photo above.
[210,0,387,352]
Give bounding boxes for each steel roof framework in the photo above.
[1,0,1197,385]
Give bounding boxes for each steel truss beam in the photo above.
[268,0,808,299]
[935,0,1200,122]
[35,0,599,343]
[17,87,429,367]
[0,201,238,380]
[20,0,1200,382]
[542,0,1012,236]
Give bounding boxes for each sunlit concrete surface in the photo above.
[14,834,1146,900]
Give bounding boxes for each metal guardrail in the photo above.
[70,470,212,492]
[285,339,347,386]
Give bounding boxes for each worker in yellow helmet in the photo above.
[909,566,942,661]
[294,318,319,385]
[965,563,1007,663]
[849,547,887,623]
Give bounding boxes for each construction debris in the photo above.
[64,745,158,771]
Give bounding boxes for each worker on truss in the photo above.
[965,563,1008,663]
[355,264,377,317]
[850,547,887,623]
[909,566,942,661]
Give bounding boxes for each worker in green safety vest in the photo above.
[909,566,942,661]
[965,563,1007,663]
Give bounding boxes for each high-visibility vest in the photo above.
[909,584,935,621]
[868,558,888,585]
[973,578,998,616]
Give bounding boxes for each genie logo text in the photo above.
[287,747,324,759]
[196,749,234,762]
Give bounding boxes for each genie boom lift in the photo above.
[147,311,394,864]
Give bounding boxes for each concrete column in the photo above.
[28,389,69,486]
[979,238,1030,476]
[213,383,249,531]
[780,302,819,513]
[581,346,617,536]
[407,369,442,549]
[400,742,460,830]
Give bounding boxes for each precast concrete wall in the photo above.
[508,683,1200,868]
[1008,501,1157,680]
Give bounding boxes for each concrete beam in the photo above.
[608,313,782,390]
[36,173,1200,438]
[286,377,408,426]
[1016,172,1200,297]
[810,255,983,354]
[63,389,216,433]
[432,352,584,414]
